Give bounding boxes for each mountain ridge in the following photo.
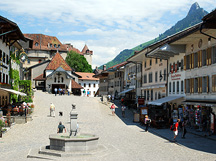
[99,2,208,69]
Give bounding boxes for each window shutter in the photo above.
[200,77,202,93]
[207,76,209,93]
[184,56,186,70]
[184,79,186,93]
[191,78,194,93]
[200,51,202,67]
[190,79,192,93]
[198,77,200,93]
[198,51,201,67]
[191,53,194,69]
[207,47,212,65]
[213,75,216,92]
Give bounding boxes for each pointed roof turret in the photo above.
[45,53,72,71]
[81,44,89,53]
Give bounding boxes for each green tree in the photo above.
[66,50,92,73]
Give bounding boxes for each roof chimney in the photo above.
[103,65,106,71]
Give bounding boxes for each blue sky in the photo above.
[0,0,215,68]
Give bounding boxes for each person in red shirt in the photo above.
[111,104,116,116]
[173,119,180,141]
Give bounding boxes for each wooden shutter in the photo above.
[207,47,212,65]
[198,51,201,67]
[213,75,216,92]
[200,51,202,67]
[184,56,186,70]
[191,78,194,93]
[207,76,209,93]
[191,53,194,69]
[198,77,200,93]
[200,77,203,93]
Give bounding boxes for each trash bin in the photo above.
[134,113,140,122]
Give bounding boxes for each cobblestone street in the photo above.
[0,91,216,161]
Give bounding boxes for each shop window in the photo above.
[181,59,183,70]
[155,92,157,100]
[186,55,190,70]
[177,81,179,93]
[3,73,5,83]
[155,72,158,82]
[0,50,2,61]
[212,46,216,64]
[164,69,166,81]
[173,82,175,93]
[149,73,152,83]
[186,79,190,93]
[147,90,149,100]
[202,50,207,66]
[181,80,184,93]
[173,62,175,72]
[194,52,198,68]
[151,89,153,101]
[169,82,171,93]
[2,96,4,106]
[143,74,147,84]
[6,75,8,84]
[202,76,208,93]
[212,75,216,92]
[3,52,5,63]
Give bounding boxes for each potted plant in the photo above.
[0,119,5,138]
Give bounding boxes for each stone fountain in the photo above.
[49,103,99,152]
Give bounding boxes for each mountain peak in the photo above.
[188,2,200,15]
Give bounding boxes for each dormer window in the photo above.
[35,42,39,46]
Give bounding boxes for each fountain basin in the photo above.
[49,133,99,152]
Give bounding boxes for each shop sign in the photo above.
[171,74,181,80]
[138,98,145,105]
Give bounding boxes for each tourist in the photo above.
[182,119,187,138]
[173,119,180,142]
[83,89,86,96]
[108,95,111,101]
[87,90,90,97]
[50,103,55,117]
[121,104,126,118]
[110,103,116,116]
[59,88,62,95]
[67,88,70,96]
[57,121,66,133]
[145,115,151,132]
[54,88,57,96]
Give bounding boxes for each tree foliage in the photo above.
[66,50,92,73]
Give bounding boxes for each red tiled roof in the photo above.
[75,72,99,81]
[46,52,72,71]
[33,74,45,81]
[63,44,83,55]
[72,79,83,89]
[24,34,67,51]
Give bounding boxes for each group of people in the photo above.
[83,89,90,97]
[171,119,188,142]
[54,88,70,96]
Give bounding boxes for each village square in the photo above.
[0,1,216,161]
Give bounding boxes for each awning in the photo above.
[141,84,166,90]
[118,88,134,95]
[148,96,184,106]
[0,88,27,96]
[183,100,216,107]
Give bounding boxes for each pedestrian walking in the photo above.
[50,103,55,117]
[83,89,86,96]
[67,88,70,96]
[121,104,126,118]
[173,119,180,142]
[145,115,151,132]
[111,103,116,116]
[54,88,57,96]
[87,90,90,97]
[182,119,187,138]
[57,121,66,133]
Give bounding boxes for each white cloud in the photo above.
[0,0,215,68]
